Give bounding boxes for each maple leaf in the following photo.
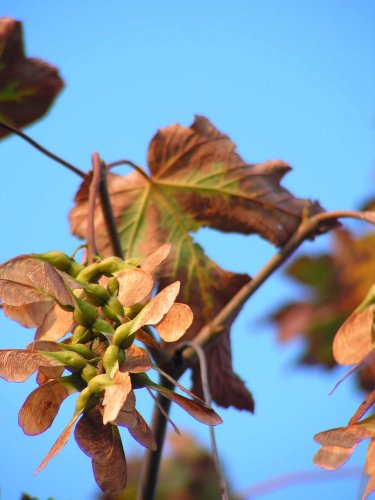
[272,229,375,388]
[70,116,327,411]
[0,17,63,138]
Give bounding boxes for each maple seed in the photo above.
[40,351,88,372]
[103,345,121,376]
[84,283,110,306]
[72,325,92,344]
[81,364,98,383]
[34,251,73,271]
[107,276,120,296]
[73,297,98,326]
[87,374,111,394]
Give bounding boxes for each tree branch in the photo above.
[0,120,86,178]
[86,153,102,263]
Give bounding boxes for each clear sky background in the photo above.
[0,1,374,499]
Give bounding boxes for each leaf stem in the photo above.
[0,120,86,178]
[86,153,102,263]
[106,159,150,180]
[182,341,229,500]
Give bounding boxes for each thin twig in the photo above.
[86,153,102,263]
[182,341,229,500]
[106,159,150,180]
[98,160,124,258]
[0,119,86,178]
[238,466,363,498]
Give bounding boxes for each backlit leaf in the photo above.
[75,407,114,462]
[0,18,63,139]
[0,349,63,382]
[155,303,193,342]
[120,345,152,373]
[127,410,156,450]
[314,445,356,470]
[117,267,153,307]
[103,371,132,424]
[70,116,328,410]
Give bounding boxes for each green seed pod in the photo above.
[113,322,133,347]
[73,297,98,326]
[124,303,144,319]
[130,372,151,389]
[39,350,88,372]
[107,276,120,296]
[72,325,92,344]
[103,297,124,322]
[87,373,111,394]
[92,318,115,336]
[58,342,95,360]
[97,256,126,274]
[84,283,110,306]
[103,344,120,377]
[75,387,96,413]
[67,261,84,278]
[80,363,98,383]
[33,251,73,271]
[76,262,102,283]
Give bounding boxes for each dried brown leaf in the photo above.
[135,328,160,350]
[0,18,63,139]
[120,345,152,373]
[35,303,74,341]
[349,391,375,425]
[3,301,51,328]
[18,380,71,435]
[117,268,154,307]
[314,445,356,470]
[314,426,373,448]
[333,306,375,366]
[103,371,132,424]
[115,391,137,429]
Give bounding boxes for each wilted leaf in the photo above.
[115,391,137,429]
[34,412,79,474]
[120,345,152,373]
[152,385,222,426]
[314,426,373,448]
[117,268,153,307]
[70,116,328,410]
[92,426,127,496]
[103,371,132,424]
[127,410,156,450]
[333,306,375,365]
[154,303,193,342]
[0,349,63,382]
[0,17,63,139]
[18,379,76,435]
[314,445,356,470]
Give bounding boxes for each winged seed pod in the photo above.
[0,247,220,496]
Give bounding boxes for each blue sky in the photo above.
[0,1,374,499]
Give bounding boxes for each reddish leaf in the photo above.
[120,345,152,373]
[0,18,63,139]
[18,380,73,435]
[136,328,160,350]
[154,303,193,342]
[140,243,171,274]
[365,439,375,475]
[35,303,74,341]
[127,410,156,450]
[314,426,373,448]
[0,349,63,382]
[115,391,137,429]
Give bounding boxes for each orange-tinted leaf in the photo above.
[140,243,171,274]
[92,426,127,496]
[152,386,222,426]
[120,345,152,373]
[75,407,114,462]
[103,371,132,424]
[115,391,137,429]
[155,303,193,342]
[18,380,73,435]
[0,349,63,382]
[128,410,156,450]
[314,445,356,470]
[34,413,79,474]
[0,18,63,139]
[3,301,51,328]
[70,116,327,411]
[117,268,153,307]
[314,426,373,448]
[333,306,375,365]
